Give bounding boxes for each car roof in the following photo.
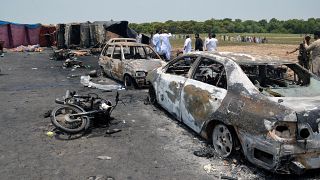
[108,38,136,42]
[106,41,149,46]
[189,51,294,65]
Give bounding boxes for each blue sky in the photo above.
[1,0,319,24]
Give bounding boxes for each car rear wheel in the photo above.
[212,123,235,157]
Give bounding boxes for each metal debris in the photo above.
[80,75,123,91]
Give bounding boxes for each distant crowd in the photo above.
[220,35,268,43]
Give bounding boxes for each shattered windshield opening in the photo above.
[240,63,320,97]
[123,46,158,60]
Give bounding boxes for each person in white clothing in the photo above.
[205,33,218,51]
[136,32,142,43]
[152,30,161,54]
[160,30,172,61]
[183,35,192,54]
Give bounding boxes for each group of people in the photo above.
[287,31,320,76]
[151,30,173,60]
[151,30,219,61]
[222,35,268,44]
[183,33,218,54]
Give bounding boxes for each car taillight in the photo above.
[265,120,297,142]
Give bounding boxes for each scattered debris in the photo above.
[10,44,43,52]
[193,147,215,158]
[52,49,91,60]
[203,164,216,173]
[80,75,123,91]
[63,58,84,68]
[96,156,112,160]
[87,175,114,180]
[221,175,238,180]
[88,70,98,77]
[105,128,121,134]
[43,110,51,118]
[46,131,55,137]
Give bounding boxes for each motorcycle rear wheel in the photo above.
[51,105,89,134]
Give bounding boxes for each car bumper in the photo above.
[237,130,320,174]
[134,77,150,87]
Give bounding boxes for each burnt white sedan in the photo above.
[147,51,320,174]
[99,41,165,88]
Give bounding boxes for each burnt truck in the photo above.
[147,51,320,174]
[99,40,166,89]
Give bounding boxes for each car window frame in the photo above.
[191,56,228,90]
[111,45,123,60]
[162,55,200,78]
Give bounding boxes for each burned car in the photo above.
[147,51,320,174]
[99,41,165,88]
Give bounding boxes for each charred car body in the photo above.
[147,51,320,174]
[99,40,165,88]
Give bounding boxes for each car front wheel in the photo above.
[124,75,135,89]
[212,123,235,157]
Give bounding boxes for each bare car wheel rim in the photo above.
[212,124,233,157]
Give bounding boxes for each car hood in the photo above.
[269,96,320,112]
[126,59,165,72]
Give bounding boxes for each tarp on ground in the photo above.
[0,20,41,48]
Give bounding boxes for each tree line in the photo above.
[129,18,320,34]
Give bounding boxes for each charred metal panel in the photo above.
[180,81,227,133]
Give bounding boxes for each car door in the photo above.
[180,57,228,133]
[156,55,199,120]
[99,45,114,77]
[110,45,124,80]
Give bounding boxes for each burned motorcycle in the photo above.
[50,90,119,134]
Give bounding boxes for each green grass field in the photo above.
[169,33,305,49]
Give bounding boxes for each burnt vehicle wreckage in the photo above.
[99,41,165,89]
[50,90,120,134]
[147,51,320,174]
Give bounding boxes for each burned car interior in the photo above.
[193,58,227,89]
[102,44,159,60]
[123,46,159,60]
[166,56,197,77]
[240,63,311,97]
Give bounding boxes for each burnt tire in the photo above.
[148,85,157,104]
[212,123,236,158]
[50,105,89,134]
[124,75,135,89]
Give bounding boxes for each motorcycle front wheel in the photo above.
[50,105,90,134]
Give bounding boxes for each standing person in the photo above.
[205,33,218,51]
[136,32,142,43]
[183,35,192,54]
[287,35,311,70]
[195,33,203,51]
[305,31,320,76]
[152,30,161,54]
[160,30,172,61]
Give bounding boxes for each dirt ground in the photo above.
[0,49,318,180]
[219,44,298,61]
